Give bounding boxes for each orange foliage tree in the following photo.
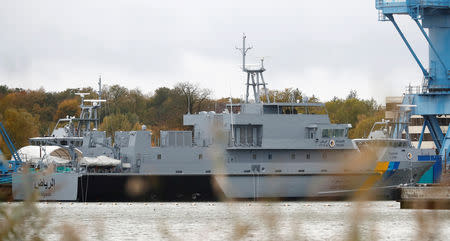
[54,98,80,121]
[0,108,39,159]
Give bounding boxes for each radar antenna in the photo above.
[75,76,106,134]
[236,34,270,104]
[75,93,90,104]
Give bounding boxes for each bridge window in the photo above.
[233,125,262,146]
[322,129,345,138]
[306,128,316,139]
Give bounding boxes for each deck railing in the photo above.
[377,0,450,9]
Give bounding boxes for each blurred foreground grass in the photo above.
[0,174,448,240]
[0,199,448,241]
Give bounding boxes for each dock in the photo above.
[397,174,450,209]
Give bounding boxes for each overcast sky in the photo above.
[1,0,429,104]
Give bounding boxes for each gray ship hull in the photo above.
[11,159,432,202]
[74,161,431,202]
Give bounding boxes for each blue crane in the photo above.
[0,122,22,174]
[376,1,450,164]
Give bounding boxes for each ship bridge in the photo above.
[260,102,326,115]
[183,102,353,150]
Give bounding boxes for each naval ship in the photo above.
[12,36,436,201]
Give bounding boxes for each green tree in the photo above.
[0,85,9,97]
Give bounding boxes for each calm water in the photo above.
[7,201,450,240]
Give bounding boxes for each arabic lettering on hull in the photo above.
[33,177,56,190]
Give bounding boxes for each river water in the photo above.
[5,201,450,240]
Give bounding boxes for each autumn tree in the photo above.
[143,87,170,126]
[102,85,131,116]
[214,97,242,113]
[0,82,386,147]
[325,91,380,128]
[0,108,39,159]
[262,88,303,103]
[54,98,81,121]
[174,82,212,114]
[350,110,386,139]
[99,113,133,137]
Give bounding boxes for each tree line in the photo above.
[0,83,383,159]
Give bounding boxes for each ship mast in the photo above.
[236,34,269,103]
[96,75,102,130]
[75,76,106,136]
